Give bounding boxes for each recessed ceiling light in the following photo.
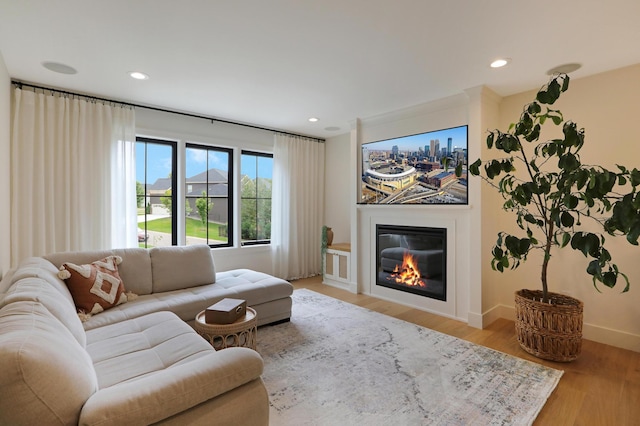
[490,58,511,68]
[308,117,319,122]
[546,63,582,75]
[42,61,77,75]
[129,71,149,80]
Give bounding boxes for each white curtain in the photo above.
[10,87,137,266]
[271,133,325,280]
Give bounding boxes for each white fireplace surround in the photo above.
[359,210,470,322]
[348,89,486,327]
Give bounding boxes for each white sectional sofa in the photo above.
[0,244,294,426]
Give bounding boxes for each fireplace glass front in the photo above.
[376,224,446,301]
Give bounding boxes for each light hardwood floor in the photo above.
[290,276,640,426]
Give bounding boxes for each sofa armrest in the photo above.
[80,347,264,426]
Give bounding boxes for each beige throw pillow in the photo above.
[58,255,128,315]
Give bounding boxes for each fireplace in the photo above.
[376,224,446,301]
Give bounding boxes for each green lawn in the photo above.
[143,216,227,242]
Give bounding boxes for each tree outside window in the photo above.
[185,144,233,248]
[241,151,273,245]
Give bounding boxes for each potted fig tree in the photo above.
[465,73,640,361]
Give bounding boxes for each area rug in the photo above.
[257,289,563,426]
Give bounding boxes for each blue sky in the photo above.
[363,125,468,152]
[136,142,272,184]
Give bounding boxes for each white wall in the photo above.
[324,132,351,244]
[135,108,277,274]
[0,52,10,275]
[486,64,640,351]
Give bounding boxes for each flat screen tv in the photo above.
[360,125,468,205]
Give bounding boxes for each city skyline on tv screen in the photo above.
[360,125,468,205]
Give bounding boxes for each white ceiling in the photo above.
[1,1,639,138]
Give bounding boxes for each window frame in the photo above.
[185,143,234,248]
[136,137,178,247]
[240,150,273,246]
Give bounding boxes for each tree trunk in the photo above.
[540,220,554,302]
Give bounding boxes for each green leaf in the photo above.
[486,132,495,149]
[546,79,561,104]
[561,211,575,228]
[469,159,481,176]
[603,272,617,288]
[565,195,579,209]
[524,124,541,142]
[561,74,570,92]
[630,169,640,187]
[519,238,531,254]
[587,259,600,276]
[527,102,542,114]
[626,222,640,245]
[561,232,571,247]
[576,170,588,189]
[582,233,601,257]
[536,89,550,104]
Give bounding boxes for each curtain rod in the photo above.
[11,80,325,143]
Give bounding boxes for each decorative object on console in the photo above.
[463,73,640,361]
[57,255,130,316]
[326,227,334,246]
[205,298,247,324]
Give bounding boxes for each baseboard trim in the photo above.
[482,304,640,352]
[322,279,358,294]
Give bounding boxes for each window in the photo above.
[136,138,177,248]
[241,151,273,245]
[185,144,233,247]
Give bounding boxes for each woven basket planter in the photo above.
[514,289,583,362]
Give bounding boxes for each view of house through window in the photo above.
[185,144,233,248]
[136,138,177,248]
[136,139,268,249]
[241,151,273,245]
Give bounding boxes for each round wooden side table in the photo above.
[194,307,257,350]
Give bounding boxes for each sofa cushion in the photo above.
[0,301,98,426]
[150,245,216,293]
[2,276,87,347]
[82,312,264,425]
[86,311,214,388]
[44,248,154,295]
[59,255,129,315]
[10,257,76,305]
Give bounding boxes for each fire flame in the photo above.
[390,252,426,287]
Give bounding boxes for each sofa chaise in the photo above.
[0,244,293,425]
